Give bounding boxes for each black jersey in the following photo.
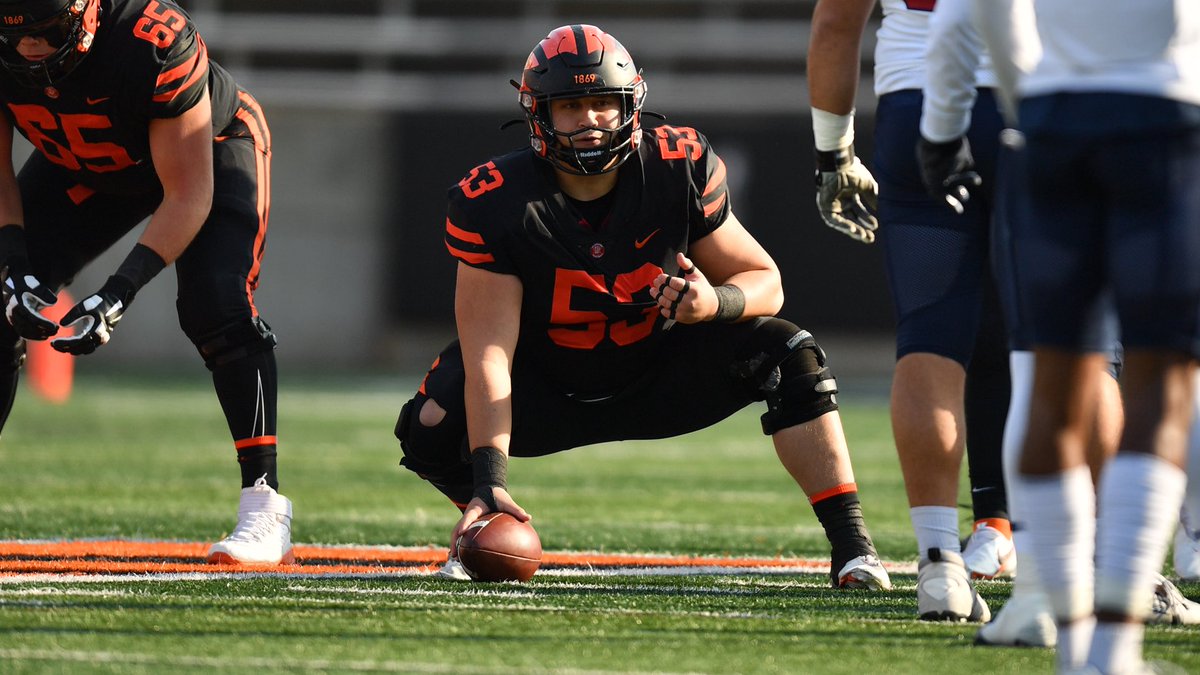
[444,125,731,398]
[0,0,239,194]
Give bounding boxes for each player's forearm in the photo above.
[720,268,784,319]
[807,0,874,115]
[0,127,23,227]
[464,360,514,455]
[139,195,210,264]
[921,0,983,143]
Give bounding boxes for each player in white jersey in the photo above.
[809,0,1010,621]
[930,1,1200,672]
[919,0,1200,652]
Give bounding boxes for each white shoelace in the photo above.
[225,511,283,543]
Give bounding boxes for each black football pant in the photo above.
[396,318,818,507]
[0,92,279,489]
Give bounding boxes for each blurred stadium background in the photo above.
[28,0,898,380]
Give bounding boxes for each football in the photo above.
[456,512,542,582]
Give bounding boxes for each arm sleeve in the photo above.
[920,0,984,142]
[973,0,1042,124]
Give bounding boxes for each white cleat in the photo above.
[1173,522,1200,582]
[207,476,294,565]
[962,521,1016,579]
[975,588,1056,647]
[835,554,893,590]
[435,557,473,581]
[918,548,991,622]
[1149,574,1200,626]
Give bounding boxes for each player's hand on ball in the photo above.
[450,488,530,558]
[650,253,712,323]
[3,261,58,340]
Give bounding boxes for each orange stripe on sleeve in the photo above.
[446,241,494,265]
[445,217,485,245]
[235,435,278,450]
[153,38,209,103]
[702,192,727,217]
[702,157,726,197]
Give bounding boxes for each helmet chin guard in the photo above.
[518,24,647,175]
[0,0,100,88]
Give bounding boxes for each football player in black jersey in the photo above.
[395,24,891,589]
[0,0,291,565]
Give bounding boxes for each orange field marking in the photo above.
[0,540,833,577]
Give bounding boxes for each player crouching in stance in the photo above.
[0,0,290,564]
[395,24,890,589]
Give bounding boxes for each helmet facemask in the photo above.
[522,82,647,175]
[0,0,100,88]
[518,25,647,176]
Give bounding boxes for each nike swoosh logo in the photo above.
[634,229,661,249]
[86,97,110,105]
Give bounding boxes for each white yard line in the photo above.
[0,649,709,675]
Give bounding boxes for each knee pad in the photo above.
[734,320,839,435]
[395,394,469,475]
[190,316,277,370]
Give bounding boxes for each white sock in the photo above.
[1094,452,1187,618]
[1184,372,1200,534]
[910,506,961,556]
[1088,621,1144,674]
[1058,616,1096,672]
[1021,466,1095,622]
[1003,351,1040,596]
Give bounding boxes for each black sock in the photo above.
[811,487,877,585]
[965,290,1011,523]
[212,350,279,489]
[236,441,278,490]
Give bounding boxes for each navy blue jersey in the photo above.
[444,125,731,397]
[0,0,239,194]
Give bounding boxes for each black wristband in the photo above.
[0,224,26,263]
[712,284,745,322]
[814,144,854,172]
[112,244,166,300]
[472,446,508,510]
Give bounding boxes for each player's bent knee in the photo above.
[418,398,446,427]
[187,316,277,370]
[395,394,466,469]
[737,321,839,435]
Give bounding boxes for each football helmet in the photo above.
[518,24,647,175]
[0,0,100,88]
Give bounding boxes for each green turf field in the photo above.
[0,374,1196,674]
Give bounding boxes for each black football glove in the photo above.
[814,144,879,244]
[50,275,136,355]
[917,135,983,215]
[3,255,58,340]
